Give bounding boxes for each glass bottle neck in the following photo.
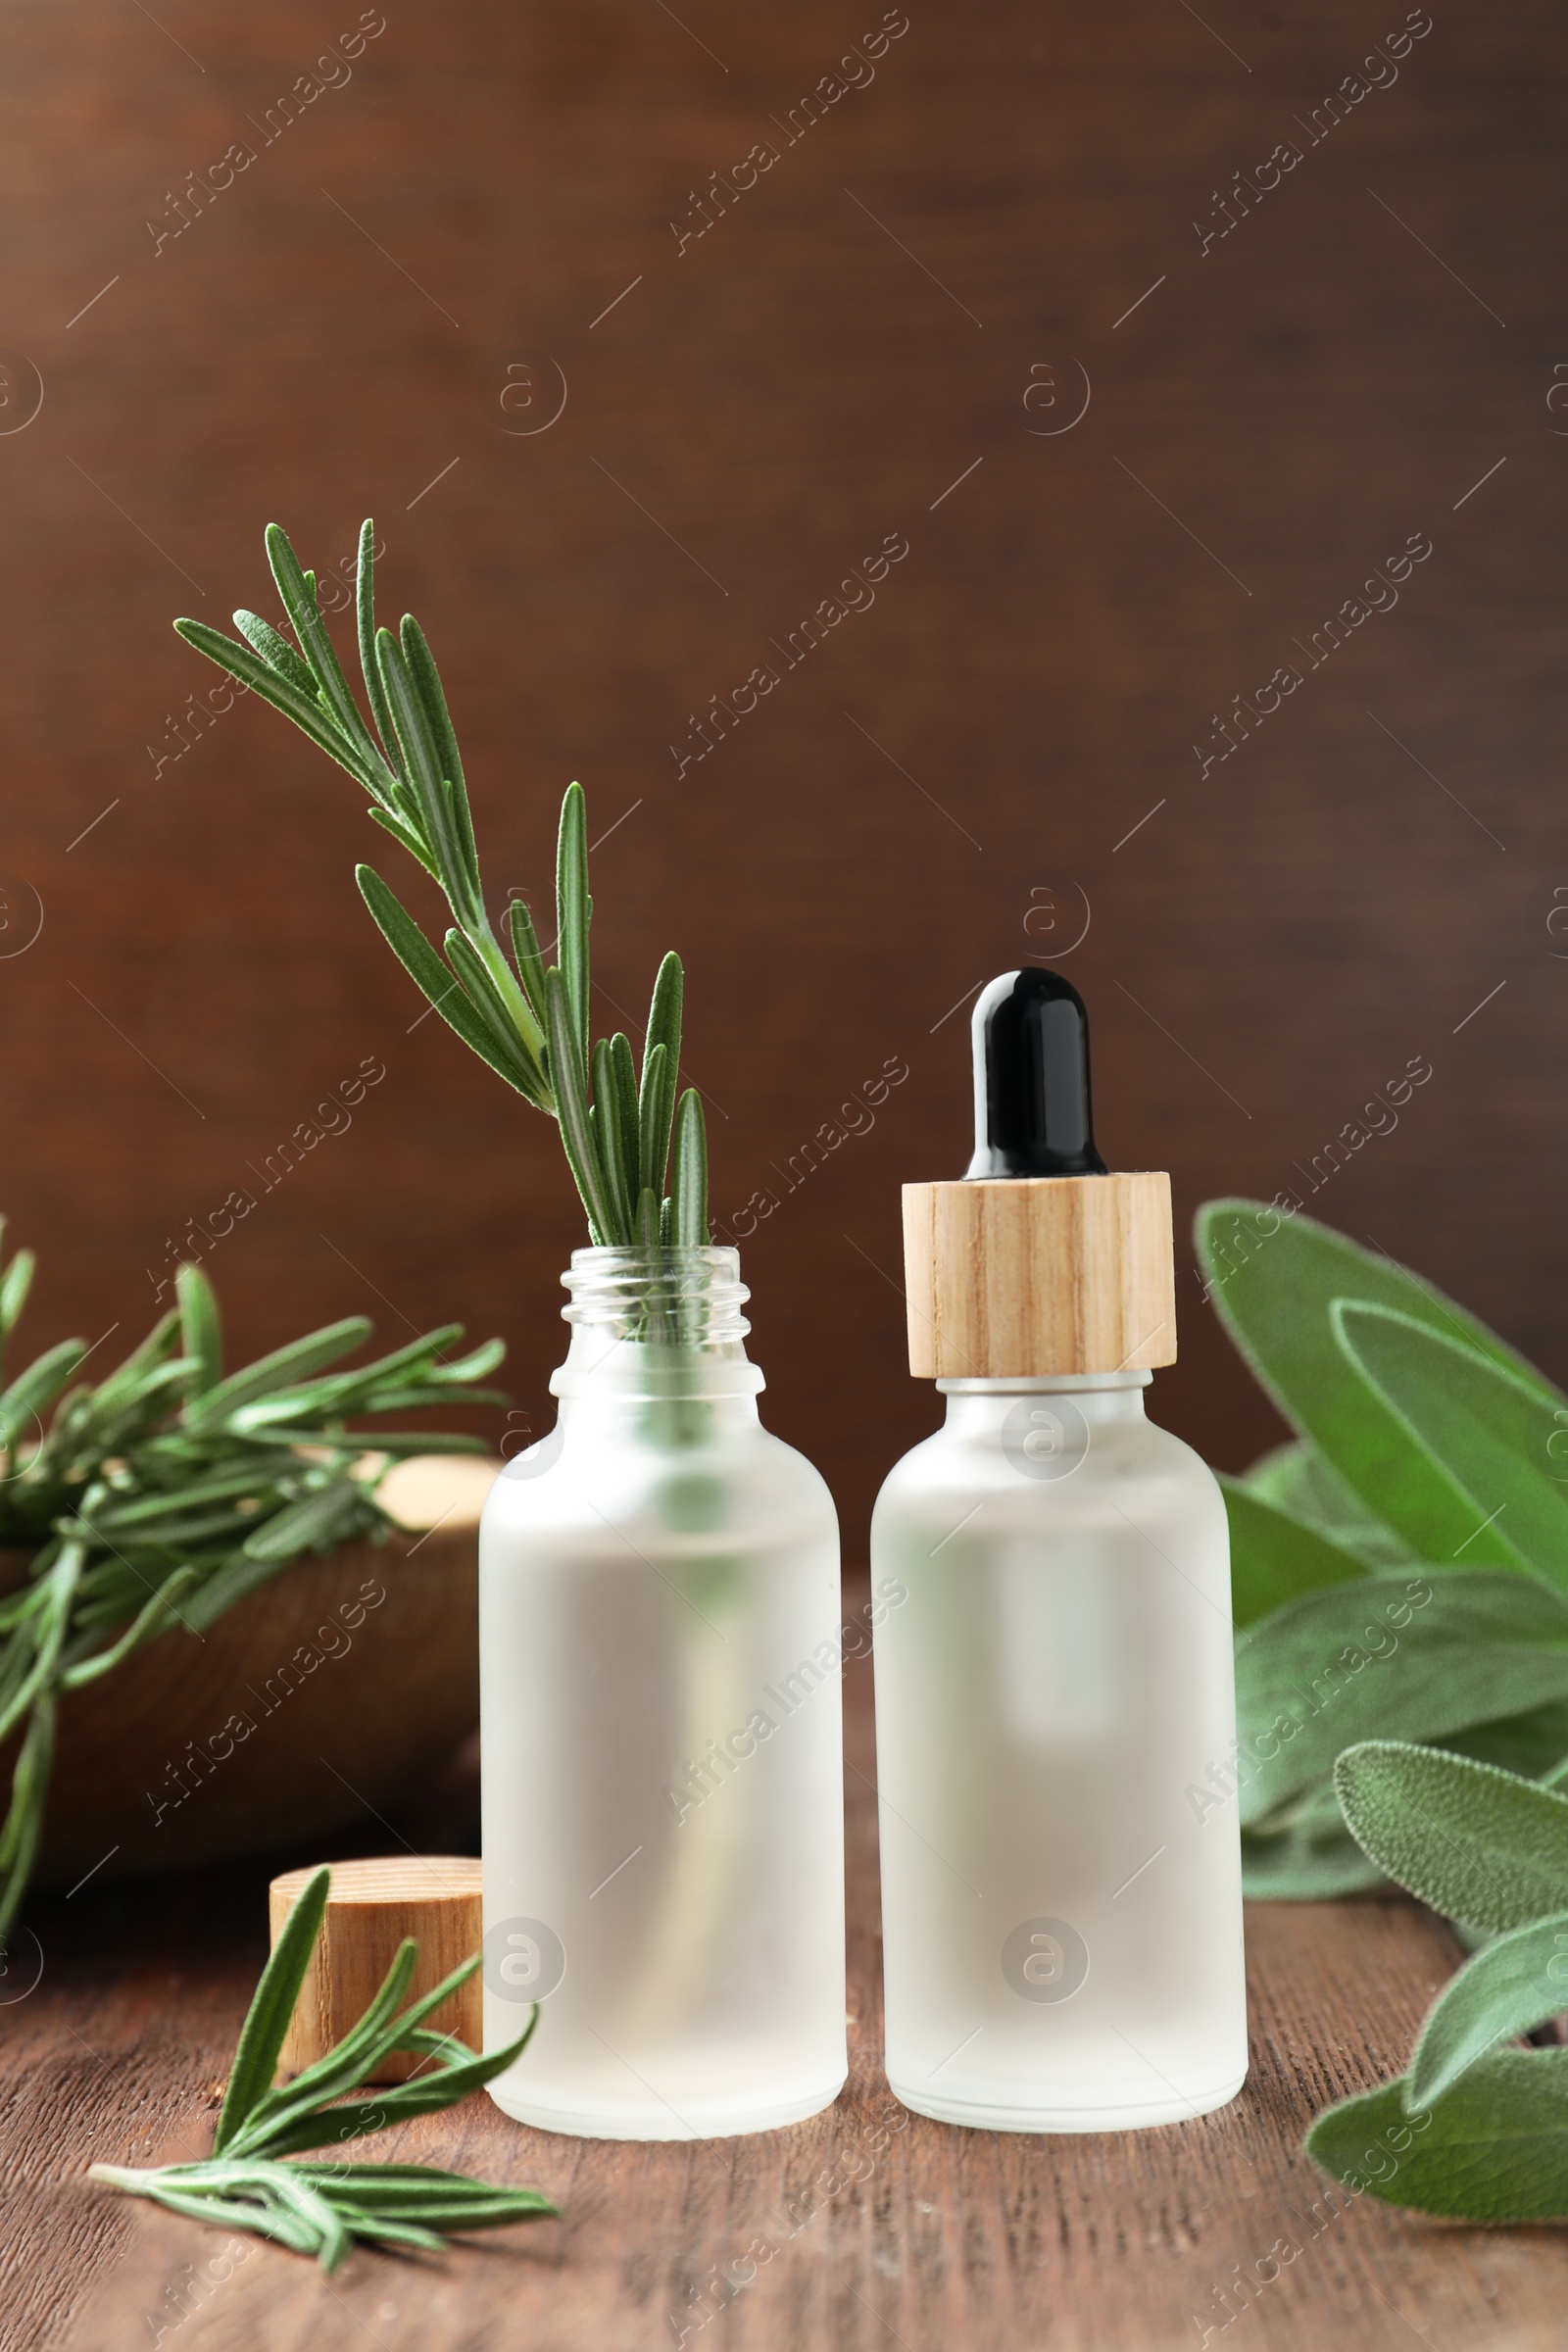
[548,1245,763,1419]
[936,1370,1151,1436]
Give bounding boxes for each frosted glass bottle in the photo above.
[480,1246,847,2140]
[871,1369,1247,2132]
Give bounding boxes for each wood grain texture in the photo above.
[270,1855,484,2083]
[0,0,1559,1570]
[9,1646,1568,2352]
[903,1173,1176,1376]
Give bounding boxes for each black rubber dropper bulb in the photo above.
[963,970,1108,1179]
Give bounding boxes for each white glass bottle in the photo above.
[871,966,1247,2132]
[479,1245,847,2140]
[871,1368,1247,2131]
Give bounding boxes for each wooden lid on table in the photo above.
[269,1855,483,2083]
[901,1171,1177,1379]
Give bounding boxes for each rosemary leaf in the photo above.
[441,928,548,1099]
[366,804,442,882]
[57,1568,201,1690]
[264,524,396,794]
[214,1867,333,2152]
[355,865,542,1101]
[610,1033,641,1197]
[555,783,591,1071]
[593,1039,634,1239]
[545,968,617,1246]
[374,629,469,909]
[183,1321,371,1435]
[355,520,402,777]
[176,1262,223,1399]
[92,1886,552,2273]
[507,898,549,1028]
[638,1040,673,1201]
[232,609,318,699]
[174,621,386,799]
[0,1244,35,1348]
[669,1089,709,1247]
[177,524,711,1247]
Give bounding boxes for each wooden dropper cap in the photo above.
[269,1855,483,2082]
[903,971,1177,1380]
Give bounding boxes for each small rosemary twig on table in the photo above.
[90,1866,554,2269]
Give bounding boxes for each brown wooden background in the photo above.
[0,0,1560,1551]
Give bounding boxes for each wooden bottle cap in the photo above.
[269,1855,483,2083]
[901,1171,1177,1378]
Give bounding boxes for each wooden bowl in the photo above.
[14,1455,499,1891]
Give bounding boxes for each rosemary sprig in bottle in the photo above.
[175,522,709,1251]
[90,1866,555,2269]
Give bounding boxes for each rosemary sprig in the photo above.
[0,1229,504,1943]
[176,523,709,1249]
[90,1866,554,2269]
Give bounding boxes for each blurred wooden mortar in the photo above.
[7,1454,499,1891]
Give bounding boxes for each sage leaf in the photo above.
[1243,1438,1420,1570]
[1335,1740,1568,1933]
[1305,2049,1568,2223]
[1441,1696,1568,1781]
[1236,1575,1568,1823]
[1241,1777,1388,1898]
[1220,1476,1368,1628]
[1336,1301,1568,1598]
[1407,1908,1568,2107]
[1196,1201,1549,1564]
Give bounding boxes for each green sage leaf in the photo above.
[1221,1476,1368,1628]
[1305,2050,1568,2223]
[1335,1740,1568,1933]
[1197,1200,1551,1565]
[1408,1908,1568,2108]
[1335,1301,1568,1598]
[1236,1574,1568,1823]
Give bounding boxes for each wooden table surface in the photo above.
[10,1644,1568,2352]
